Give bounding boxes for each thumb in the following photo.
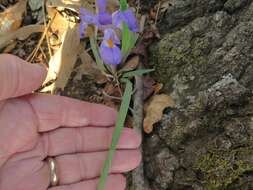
[0,54,47,101]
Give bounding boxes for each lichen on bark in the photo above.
[144,0,253,189]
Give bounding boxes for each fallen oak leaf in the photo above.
[0,0,27,35]
[144,94,174,133]
[0,24,45,49]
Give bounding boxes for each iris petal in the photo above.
[98,12,112,25]
[100,41,122,65]
[112,11,124,29]
[80,8,99,26]
[123,9,139,32]
[103,29,120,45]
[97,0,107,13]
[112,9,139,32]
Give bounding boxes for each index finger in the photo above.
[25,94,117,132]
[0,54,47,101]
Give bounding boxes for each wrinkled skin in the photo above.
[0,54,141,190]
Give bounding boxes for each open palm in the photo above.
[0,54,141,190]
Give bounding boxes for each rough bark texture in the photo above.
[143,0,253,189]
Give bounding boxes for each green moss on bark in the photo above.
[194,147,253,190]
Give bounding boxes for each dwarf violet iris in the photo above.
[112,8,139,32]
[97,0,112,25]
[80,0,139,65]
[79,0,112,38]
[99,29,122,65]
[80,0,139,37]
[79,8,99,38]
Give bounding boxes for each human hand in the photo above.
[0,54,141,190]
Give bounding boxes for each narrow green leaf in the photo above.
[89,36,106,72]
[121,23,139,59]
[121,22,130,56]
[122,69,155,78]
[120,0,128,11]
[97,80,133,190]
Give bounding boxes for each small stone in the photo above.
[145,148,179,190]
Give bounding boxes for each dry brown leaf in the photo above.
[125,116,133,128]
[47,0,119,14]
[0,0,27,35]
[2,41,17,53]
[78,48,108,84]
[153,83,164,94]
[47,7,70,41]
[44,24,80,92]
[120,56,139,72]
[103,98,119,110]
[144,94,174,133]
[0,25,45,49]
[47,0,80,10]
[143,76,156,99]
[0,0,8,4]
[103,83,122,97]
[46,0,94,12]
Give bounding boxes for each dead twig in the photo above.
[155,1,161,26]
[39,46,48,63]
[26,13,56,62]
[130,64,149,190]
[0,3,6,10]
[102,91,122,101]
[42,0,52,58]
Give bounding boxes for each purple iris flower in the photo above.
[97,0,112,25]
[99,29,122,65]
[79,8,99,38]
[98,12,112,25]
[112,8,139,32]
[79,0,112,38]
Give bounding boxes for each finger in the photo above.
[54,150,141,185]
[43,127,141,156]
[48,174,126,190]
[0,54,47,101]
[0,157,50,190]
[26,94,117,131]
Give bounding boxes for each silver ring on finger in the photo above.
[47,157,59,187]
